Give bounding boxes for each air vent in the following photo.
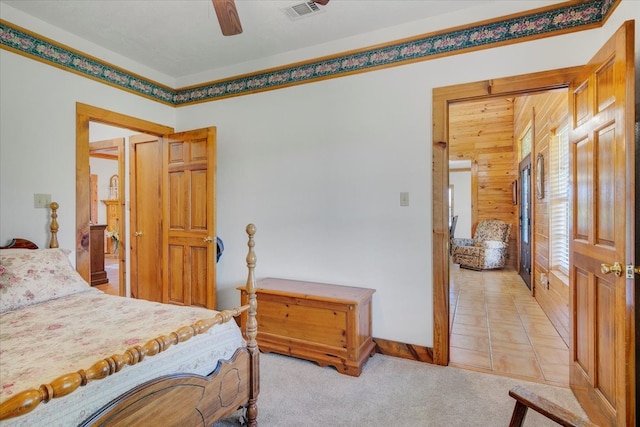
[282,2,325,20]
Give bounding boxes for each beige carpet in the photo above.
[215,352,590,426]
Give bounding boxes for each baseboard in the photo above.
[373,337,433,363]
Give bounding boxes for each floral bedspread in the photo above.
[0,290,245,426]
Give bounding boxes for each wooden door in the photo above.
[129,134,163,302]
[568,21,635,427]
[162,127,217,309]
[518,154,532,289]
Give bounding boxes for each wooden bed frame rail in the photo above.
[508,386,596,427]
[0,306,248,420]
[0,204,259,426]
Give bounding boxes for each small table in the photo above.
[238,277,376,376]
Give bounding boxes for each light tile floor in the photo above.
[449,263,570,387]
[95,257,120,296]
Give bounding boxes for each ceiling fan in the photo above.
[211,0,330,36]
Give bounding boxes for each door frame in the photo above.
[431,67,582,366]
[75,103,174,289]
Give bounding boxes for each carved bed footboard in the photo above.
[81,349,253,427]
[0,204,259,426]
[80,224,260,427]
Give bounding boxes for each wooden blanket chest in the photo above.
[238,278,375,376]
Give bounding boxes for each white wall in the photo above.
[0,50,175,251]
[1,1,638,347]
[0,0,174,251]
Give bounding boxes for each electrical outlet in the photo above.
[400,192,409,207]
[540,272,549,289]
[34,193,51,208]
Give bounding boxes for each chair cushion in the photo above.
[473,220,510,244]
[483,240,508,249]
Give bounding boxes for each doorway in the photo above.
[89,137,125,295]
[446,91,569,384]
[434,35,636,423]
[76,104,218,309]
[431,67,582,367]
[75,103,174,293]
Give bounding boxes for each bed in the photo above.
[0,202,259,426]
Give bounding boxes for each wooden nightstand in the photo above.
[89,224,108,286]
[238,278,376,376]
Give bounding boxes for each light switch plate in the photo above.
[34,193,51,208]
[400,192,409,206]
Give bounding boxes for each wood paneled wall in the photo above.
[513,90,569,344]
[449,98,517,267]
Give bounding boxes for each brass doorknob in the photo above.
[600,262,622,277]
[134,231,143,237]
[203,236,213,243]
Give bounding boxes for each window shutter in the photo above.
[549,125,569,275]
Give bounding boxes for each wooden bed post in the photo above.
[49,202,59,248]
[245,223,259,426]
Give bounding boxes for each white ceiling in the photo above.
[1,0,565,82]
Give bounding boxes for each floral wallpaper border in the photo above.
[0,0,617,106]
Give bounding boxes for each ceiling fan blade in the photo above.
[211,0,243,36]
[313,0,330,5]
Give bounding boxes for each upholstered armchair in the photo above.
[451,219,511,270]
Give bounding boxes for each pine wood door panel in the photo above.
[573,267,589,374]
[168,244,187,305]
[190,246,208,307]
[191,170,209,230]
[130,135,163,303]
[595,276,615,409]
[574,137,590,241]
[168,171,188,229]
[163,128,217,309]
[568,21,635,427]
[595,124,615,246]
